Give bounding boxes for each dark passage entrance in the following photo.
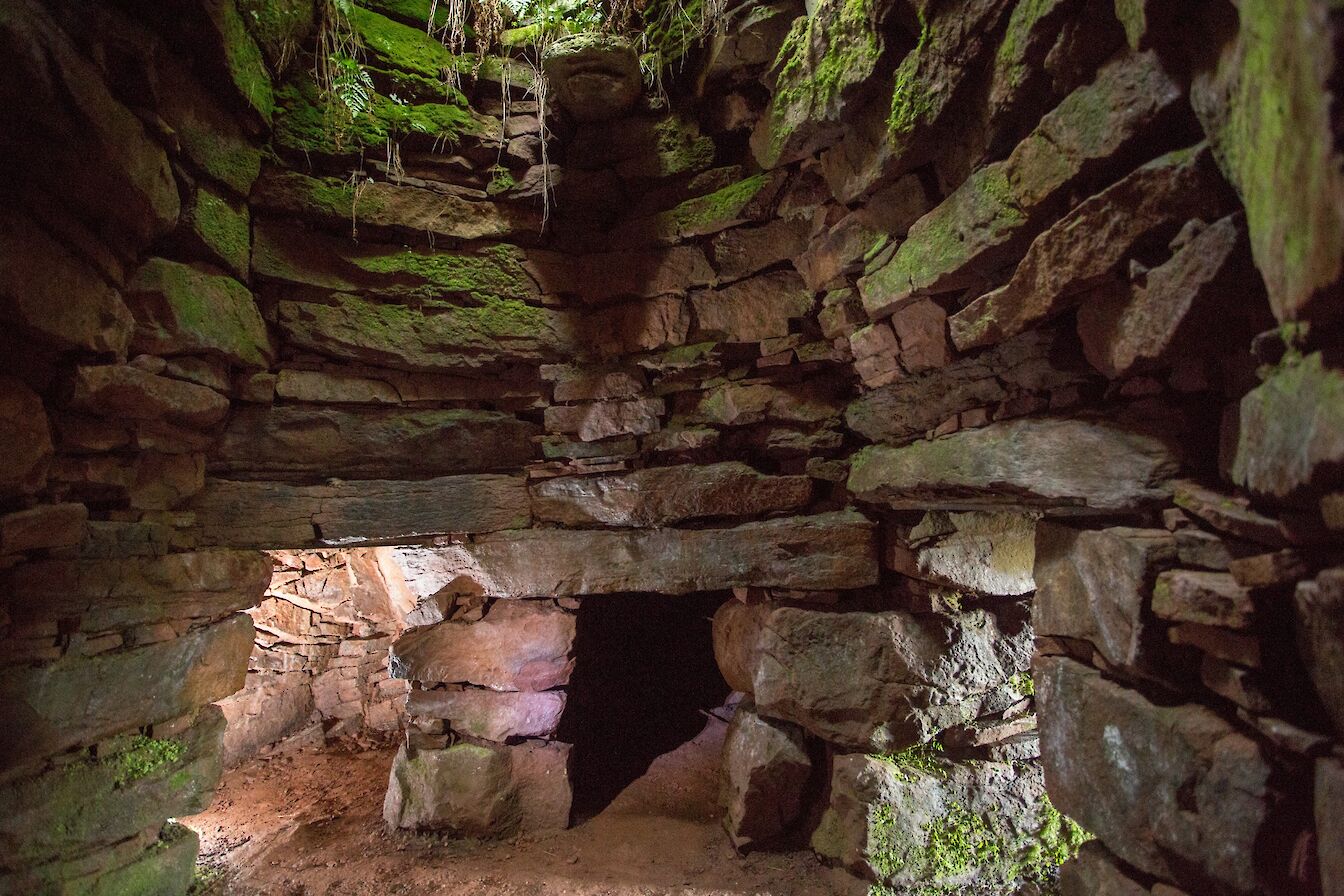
[557,591,732,822]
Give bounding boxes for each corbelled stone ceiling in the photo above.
[0,0,1341,894]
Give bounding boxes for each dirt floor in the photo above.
[182,715,863,896]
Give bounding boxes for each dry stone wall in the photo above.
[0,0,1341,894]
[218,549,412,764]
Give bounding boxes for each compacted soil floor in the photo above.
[182,716,860,896]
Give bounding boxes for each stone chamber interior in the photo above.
[0,0,1342,895]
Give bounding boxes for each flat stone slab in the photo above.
[386,511,878,598]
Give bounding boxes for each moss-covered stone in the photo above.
[251,169,539,240]
[182,187,251,280]
[652,174,774,241]
[1194,0,1344,323]
[126,258,272,368]
[237,0,316,70]
[752,0,882,168]
[815,754,1088,894]
[159,62,264,196]
[252,220,537,304]
[860,163,1026,318]
[1229,351,1344,499]
[272,75,485,156]
[0,707,224,870]
[205,0,275,122]
[276,291,574,371]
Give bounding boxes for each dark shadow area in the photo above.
[558,591,732,822]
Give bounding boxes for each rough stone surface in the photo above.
[191,475,531,547]
[1192,0,1344,323]
[859,50,1186,318]
[0,376,53,498]
[1033,525,1177,670]
[211,407,539,480]
[751,603,1033,750]
[1077,214,1250,378]
[0,503,86,554]
[387,511,878,598]
[0,705,225,869]
[1152,570,1254,629]
[720,701,811,850]
[0,211,134,357]
[126,259,272,368]
[544,398,665,441]
[383,742,518,835]
[389,600,576,691]
[712,600,771,695]
[530,462,811,527]
[1228,352,1344,500]
[849,419,1180,515]
[690,271,814,343]
[888,511,1038,596]
[0,0,179,250]
[1294,567,1344,737]
[0,614,255,771]
[543,33,642,122]
[844,328,1092,445]
[811,752,1050,892]
[407,688,566,742]
[1319,758,1344,896]
[1059,842,1153,896]
[1037,656,1271,894]
[951,144,1234,351]
[68,365,231,430]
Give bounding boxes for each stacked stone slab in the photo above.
[0,0,1341,893]
[217,549,411,764]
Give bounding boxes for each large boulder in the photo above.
[0,705,226,870]
[721,701,812,850]
[530,462,812,528]
[888,511,1038,596]
[0,211,133,357]
[251,169,540,242]
[0,376,52,499]
[751,0,884,169]
[383,742,518,835]
[712,600,772,694]
[1032,524,1177,671]
[3,549,271,634]
[389,599,576,691]
[126,259,272,368]
[0,614,255,771]
[406,687,566,742]
[67,365,230,430]
[1192,0,1344,324]
[0,0,179,253]
[1036,656,1271,894]
[1294,568,1344,737]
[383,739,571,835]
[542,33,642,122]
[690,270,815,343]
[811,752,1071,892]
[1227,352,1344,501]
[751,603,1033,750]
[1076,214,1257,379]
[849,418,1180,515]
